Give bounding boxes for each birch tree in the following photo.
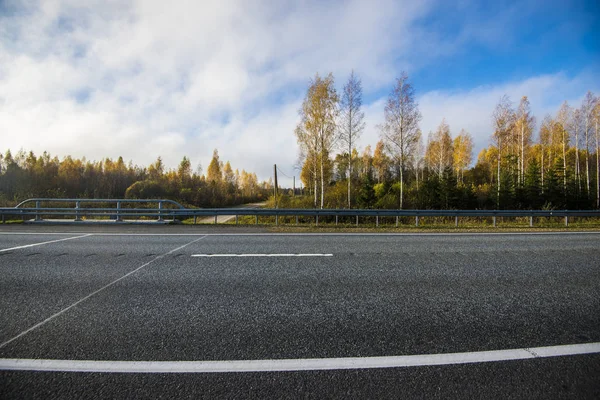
[453,129,474,184]
[568,107,583,193]
[372,140,390,183]
[295,73,339,208]
[581,91,596,196]
[594,98,600,208]
[556,102,570,193]
[338,71,365,208]
[539,115,554,191]
[492,95,514,206]
[514,96,535,186]
[381,73,422,209]
[425,119,453,178]
[296,123,319,207]
[411,130,425,191]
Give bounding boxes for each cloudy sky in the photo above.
[1,0,599,187]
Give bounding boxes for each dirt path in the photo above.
[196,202,265,224]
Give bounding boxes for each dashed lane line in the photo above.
[191,254,333,257]
[0,234,93,253]
[0,235,207,349]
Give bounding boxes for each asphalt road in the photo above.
[0,228,599,398]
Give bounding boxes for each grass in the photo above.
[177,215,600,232]
[0,219,24,224]
[4,214,600,232]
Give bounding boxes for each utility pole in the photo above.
[273,164,278,208]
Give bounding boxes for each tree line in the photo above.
[0,149,270,207]
[293,71,600,210]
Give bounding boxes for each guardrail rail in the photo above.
[1,198,599,227]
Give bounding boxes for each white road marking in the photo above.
[1,232,599,237]
[191,253,333,257]
[0,232,82,235]
[0,342,598,373]
[0,234,92,253]
[0,236,207,349]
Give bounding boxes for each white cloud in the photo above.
[0,0,597,190]
[357,71,600,168]
[0,0,435,188]
[418,71,600,156]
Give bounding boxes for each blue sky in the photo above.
[408,0,599,93]
[1,0,598,187]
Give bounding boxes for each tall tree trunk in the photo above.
[399,167,404,209]
[520,124,525,187]
[497,136,501,207]
[320,154,324,209]
[399,145,405,209]
[348,143,352,208]
[575,127,580,194]
[541,149,545,194]
[313,157,318,208]
[585,126,590,197]
[562,129,567,194]
[596,118,599,209]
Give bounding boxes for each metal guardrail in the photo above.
[1,198,599,227]
[1,198,184,223]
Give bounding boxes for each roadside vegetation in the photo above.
[0,149,271,208]
[1,73,599,214]
[292,72,600,211]
[181,215,600,231]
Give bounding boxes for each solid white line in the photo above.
[0,235,207,349]
[191,254,333,257]
[0,232,84,235]
[0,342,598,373]
[0,234,93,253]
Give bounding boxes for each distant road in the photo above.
[0,230,599,398]
[196,202,266,224]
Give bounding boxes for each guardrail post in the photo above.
[158,202,163,221]
[194,215,197,224]
[356,215,359,227]
[255,215,258,225]
[565,216,569,227]
[335,215,338,225]
[75,201,81,221]
[296,215,299,225]
[235,215,238,225]
[493,216,497,227]
[415,216,419,227]
[455,216,458,227]
[529,216,533,227]
[316,215,319,226]
[376,216,379,227]
[116,201,122,222]
[35,201,41,221]
[214,215,217,224]
[276,215,279,226]
[396,216,399,227]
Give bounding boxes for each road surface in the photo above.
[196,202,266,224]
[0,228,599,398]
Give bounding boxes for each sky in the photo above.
[1,0,599,187]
